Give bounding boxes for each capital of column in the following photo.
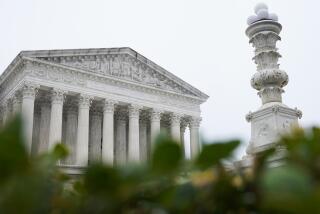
[170,113,182,125]
[189,117,202,128]
[128,104,142,118]
[103,99,117,113]
[21,82,38,99]
[150,109,162,121]
[78,94,92,109]
[51,89,66,105]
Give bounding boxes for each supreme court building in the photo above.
[0,48,208,169]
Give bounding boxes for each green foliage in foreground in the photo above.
[1,117,320,213]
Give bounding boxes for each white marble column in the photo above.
[128,105,141,162]
[48,89,65,150]
[115,111,127,165]
[150,109,161,150]
[190,117,201,159]
[76,94,91,166]
[21,83,37,153]
[139,118,148,162]
[64,105,78,164]
[38,100,51,153]
[170,113,181,142]
[102,100,116,165]
[89,107,102,163]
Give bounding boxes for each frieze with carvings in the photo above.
[37,54,195,96]
[29,63,87,86]
[25,60,201,109]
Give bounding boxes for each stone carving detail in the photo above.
[245,4,303,156]
[246,111,253,122]
[38,54,194,96]
[103,100,117,113]
[128,105,141,118]
[170,113,182,124]
[139,110,150,122]
[257,87,285,104]
[271,105,281,113]
[247,13,288,105]
[180,118,189,131]
[28,60,87,87]
[282,120,291,130]
[78,94,92,108]
[21,82,38,99]
[251,69,288,91]
[51,89,65,104]
[190,117,202,128]
[150,109,162,121]
[251,33,280,55]
[257,123,269,137]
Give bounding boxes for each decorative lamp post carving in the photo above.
[245,3,302,156]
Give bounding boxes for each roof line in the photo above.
[2,47,209,100]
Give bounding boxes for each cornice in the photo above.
[246,104,302,122]
[0,54,24,86]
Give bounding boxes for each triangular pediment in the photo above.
[20,48,208,101]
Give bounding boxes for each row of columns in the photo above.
[1,83,202,166]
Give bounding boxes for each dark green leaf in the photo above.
[196,140,240,169]
[151,137,183,175]
[52,143,69,160]
[0,116,28,183]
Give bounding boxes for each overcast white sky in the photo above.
[1,0,319,158]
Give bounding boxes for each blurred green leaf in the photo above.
[262,165,312,196]
[52,143,69,160]
[151,136,183,175]
[84,164,120,196]
[261,164,313,213]
[0,116,28,183]
[1,116,320,213]
[196,140,240,169]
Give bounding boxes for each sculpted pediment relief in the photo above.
[36,54,197,97]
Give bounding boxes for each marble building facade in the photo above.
[0,48,208,170]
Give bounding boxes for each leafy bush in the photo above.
[0,116,320,213]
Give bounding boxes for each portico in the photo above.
[0,48,208,168]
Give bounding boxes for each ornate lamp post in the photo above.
[245,3,302,156]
